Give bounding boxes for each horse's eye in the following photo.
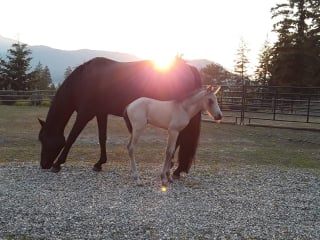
[208,99,214,105]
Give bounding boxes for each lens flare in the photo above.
[161,186,167,192]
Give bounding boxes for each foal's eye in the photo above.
[208,99,214,105]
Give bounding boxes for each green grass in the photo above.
[0,105,319,171]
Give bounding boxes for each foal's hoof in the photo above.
[161,180,169,188]
[136,181,144,187]
[93,165,102,172]
[51,165,61,173]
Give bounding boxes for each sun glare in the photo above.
[152,54,175,71]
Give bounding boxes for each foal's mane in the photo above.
[175,87,207,106]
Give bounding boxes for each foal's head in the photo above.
[203,86,223,121]
[38,119,65,169]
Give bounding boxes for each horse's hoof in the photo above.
[172,173,180,180]
[170,161,175,169]
[51,166,61,173]
[93,165,102,172]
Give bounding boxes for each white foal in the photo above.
[123,85,222,187]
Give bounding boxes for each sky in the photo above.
[1,0,285,73]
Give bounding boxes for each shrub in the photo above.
[40,99,51,107]
[14,101,32,106]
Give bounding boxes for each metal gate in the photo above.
[217,85,320,129]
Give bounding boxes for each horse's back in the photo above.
[61,58,200,116]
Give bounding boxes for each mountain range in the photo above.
[0,35,214,84]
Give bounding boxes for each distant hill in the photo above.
[0,35,215,85]
[29,46,141,84]
[187,59,216,69]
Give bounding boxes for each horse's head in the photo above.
[38,119,65,169]
[204,85,223,121]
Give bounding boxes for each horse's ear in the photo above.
[214,86,221,95]
[38,118,45,127]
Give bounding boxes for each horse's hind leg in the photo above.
[93,115,108,171]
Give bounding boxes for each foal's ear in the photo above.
[206,85,214,93]
[38,118,45,127]
[214,86,221,95]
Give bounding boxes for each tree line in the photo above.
[0,43,56,91]
[202,0,320,87]
[1,0,319,90]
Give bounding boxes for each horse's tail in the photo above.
[123,107,132,133]
[173,65,202,177]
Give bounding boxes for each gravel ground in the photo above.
[0,162,319,240]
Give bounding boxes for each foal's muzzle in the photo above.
[214,113,223,121]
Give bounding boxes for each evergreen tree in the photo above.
[270,0,320,86]
[30,62,54,90]
[43,66,54,89]
[255,38,272,85]
[0,56,6,89]
[234,37,250,85]
[30,62,43,89]
[64,66,73,80]
[200,63,236,85]
[2,43,32,90]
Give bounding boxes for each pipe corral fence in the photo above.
[214,85,320,130]
[1,86,320,130]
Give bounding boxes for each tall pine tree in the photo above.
[2,43,32,90]
[0,56,6,89]
[255,38,272,85]
[30,62,54,90]
[270,0,320,87]
[234,37,250,85]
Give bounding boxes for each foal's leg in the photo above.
[127,127,145,186]
[161,130,179,187]
[93,115,108,171]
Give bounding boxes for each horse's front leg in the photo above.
[93,115,108,171]
[161,130,179,187]
[52,114,93,172]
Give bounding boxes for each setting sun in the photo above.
[152,54,175,71]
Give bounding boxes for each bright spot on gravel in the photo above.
[161,186,167,192]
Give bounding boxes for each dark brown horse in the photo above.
[38,57,201,177]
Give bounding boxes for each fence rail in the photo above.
[0,90,55,105]
[1,86,320,129]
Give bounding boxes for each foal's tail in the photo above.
[123,107,132,133]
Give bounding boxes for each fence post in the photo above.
[306,97,311,123]
[240,83,246,125]
[273,90,277,121]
